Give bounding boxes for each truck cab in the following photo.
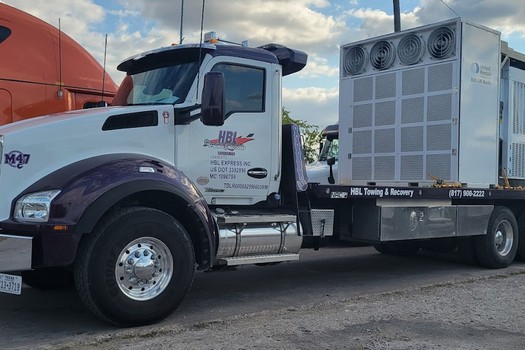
[0,34,322,326]
[111,40,307,205]
[306,123,338,184]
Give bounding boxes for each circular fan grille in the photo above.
[370,40,395,70]
[398,34,424,65]
[428,26,455,59]
[344,46,367,75]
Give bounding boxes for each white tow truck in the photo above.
[1,19,525,326]
[306,123,339,184]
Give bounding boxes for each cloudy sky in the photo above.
[4,0,525,129]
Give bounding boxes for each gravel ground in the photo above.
[38,271,525,350]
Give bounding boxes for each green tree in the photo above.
[282,107,320,163]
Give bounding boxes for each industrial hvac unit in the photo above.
[338,18,501,187]
[500,42,525,182]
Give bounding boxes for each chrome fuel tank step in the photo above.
[219,253,300,266]
[213,210,302,266]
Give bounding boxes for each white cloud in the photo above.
[283,87,338,128]
[345,7,421,39]
[283,86,338,103]
[298,54,338,78]
[132,0,346,52]
[2,0,105,34]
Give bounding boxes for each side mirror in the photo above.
[201,71,225,126]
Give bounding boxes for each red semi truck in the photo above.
[0,3,117,124]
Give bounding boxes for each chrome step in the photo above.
[215,213,296,224]
[218,253,300,266]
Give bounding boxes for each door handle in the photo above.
[247,168,268,179]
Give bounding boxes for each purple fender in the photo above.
[4,154,217,269]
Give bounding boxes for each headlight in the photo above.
[14,190,61,223]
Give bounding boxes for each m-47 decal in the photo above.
[4,151,31,169]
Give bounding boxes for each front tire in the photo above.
[74,207,195,326]
[474,207,518,268]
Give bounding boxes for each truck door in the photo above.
[187,58,278,206]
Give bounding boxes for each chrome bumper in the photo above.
[0,234,32,272]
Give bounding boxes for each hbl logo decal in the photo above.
[203,130,254,151]
[4,151,30,169]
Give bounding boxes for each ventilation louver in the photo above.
[344,46,367,75]
[398,34,424,65]
[370,40,396,70]
[428,26,455,59]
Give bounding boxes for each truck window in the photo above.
[319,138,339,161]
[113,62,200,106]
[211,63,264,116]
[0,26,11,44]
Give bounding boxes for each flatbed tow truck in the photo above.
[1,19,525,326]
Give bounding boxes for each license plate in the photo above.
[0,273,22,295]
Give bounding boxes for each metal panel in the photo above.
[402,68,425,95]
[0,234,32,272]
[375,72,396,99]
[353,104,373,128]
[401,155,423,180]
[401,97,424,124]
[427,124,451,151]
[380,206,457,241]
[352,202,493,242]
[457,205,493,236]
[458,21,500,186]
[353,77,373,102]
[375,156,395,180]
[426,154,452,181]
[375,101,396,126]
[352,157,372,180]
[352,130,372,154]
[427,94,452,121]
[375,128,396,153]
[401,126,423,152]
[503,67,525,179]
[310,209,334,236]
[428,63,454,91]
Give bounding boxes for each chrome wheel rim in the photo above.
[494,220,514,256]
[115,237,173,301]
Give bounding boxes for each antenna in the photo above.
[440,0,461,18]
[393,0,401,32]
[179,0,185,44]
[101,34,108,106]
[57,18,63,99]
[196,0,206,100]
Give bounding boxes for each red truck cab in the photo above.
[0,3,117,124]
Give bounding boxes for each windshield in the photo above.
[112,62,200,106]
[319,138,339,161]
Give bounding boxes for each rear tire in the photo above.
[74,207,195,326]
[474,207,518,268]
